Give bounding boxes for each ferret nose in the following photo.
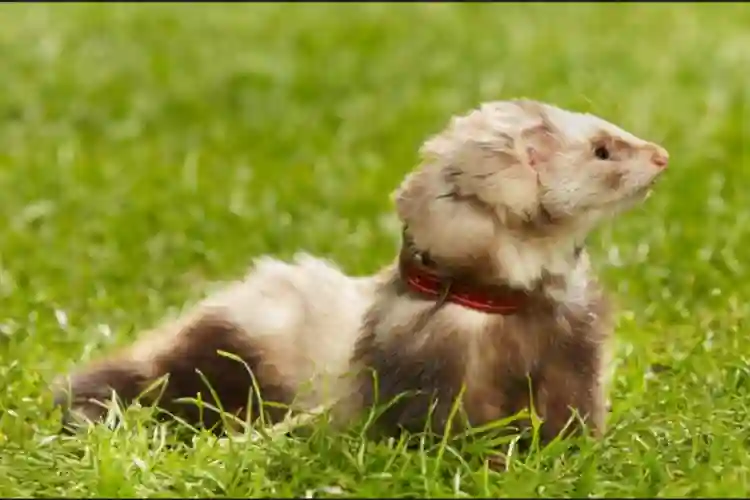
[651,147,669,168]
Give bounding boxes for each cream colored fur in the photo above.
[128,253,383,413]
[394,99,668,291]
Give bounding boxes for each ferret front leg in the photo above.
[533,348,605,444]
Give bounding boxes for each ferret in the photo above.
[52,99,668,448]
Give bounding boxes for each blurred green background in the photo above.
[0,3,748,497]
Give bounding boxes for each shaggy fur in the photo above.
[52,99,668,444]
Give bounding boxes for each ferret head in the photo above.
[394,99,669,289]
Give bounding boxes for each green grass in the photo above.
[0,2,748,497]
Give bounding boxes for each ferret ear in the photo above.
[392,168,436,226]
[522,116,563,169]
[392,163,497,264]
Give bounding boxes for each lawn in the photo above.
[0,2,748,497]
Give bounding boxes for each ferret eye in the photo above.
[594,146,611,160]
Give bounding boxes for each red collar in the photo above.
[399,256,529,315]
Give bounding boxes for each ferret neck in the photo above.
[398,230,532,315]
[492,229,585,290]
[399,227,585,312]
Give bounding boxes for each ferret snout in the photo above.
[650,146,669,169]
